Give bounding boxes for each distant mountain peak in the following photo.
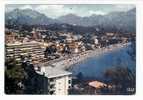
[6,8,135,33]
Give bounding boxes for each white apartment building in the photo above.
[36,66,72,95]
[5,41,45,62]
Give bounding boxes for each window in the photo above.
[68,86,71,89]
[68,80,71,84]
[58,82,61,84]
[49,91,55,95]
[58,89,61,91]
[50,84,55,89]
[49,78,55,82]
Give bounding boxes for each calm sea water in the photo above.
[69,45,136,80]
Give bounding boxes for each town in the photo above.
[5,24,135,95]
[5,4,136,95]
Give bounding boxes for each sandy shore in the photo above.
[43,43,130,70]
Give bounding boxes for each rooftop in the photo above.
[88,81,109,89]
[6,41,40,46]
[36,65,72,78]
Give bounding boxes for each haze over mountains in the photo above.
[5,8,136,33]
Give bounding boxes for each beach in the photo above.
[43,43,131,70]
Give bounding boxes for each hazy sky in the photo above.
[6,4,135,18]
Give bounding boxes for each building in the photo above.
[5,31,16,43]
[105,33,115,37]
[88,81,112,94]
[31,28,42,40]
[35,65,72,95]
[5,41,45,63]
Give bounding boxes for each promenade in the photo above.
[43,43,130,70]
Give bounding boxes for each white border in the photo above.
[0,0,143,99]
[3,1,141,4]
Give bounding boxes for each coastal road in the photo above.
[43,43,130,70]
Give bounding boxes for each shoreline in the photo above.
[64,43,130,70]
[43,42,131,70]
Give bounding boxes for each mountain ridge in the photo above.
[5,8,136,33]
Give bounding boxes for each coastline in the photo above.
[64,42,130,70]
[43,42,131,70]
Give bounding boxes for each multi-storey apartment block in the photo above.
[5,41,46,63]
[36,66,72,95]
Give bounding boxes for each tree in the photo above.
[44,45,57,57]
[104,67,135,95]
[5,58,27,94]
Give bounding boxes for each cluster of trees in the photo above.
[103,67,135,95]
[5,58,26,94]
[5,57,48,94]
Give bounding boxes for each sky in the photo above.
[5,4,135,18]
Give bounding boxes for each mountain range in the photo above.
[5,8,136,32]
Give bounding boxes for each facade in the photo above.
[5,32,16,44]
[5,41,45,63]
[35,66,72,95]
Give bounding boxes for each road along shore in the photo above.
[43,42,130,70]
